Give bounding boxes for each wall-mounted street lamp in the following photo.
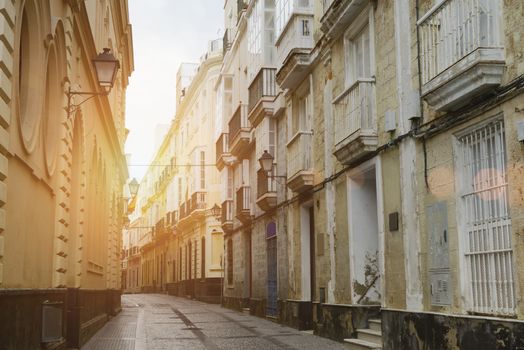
[67,48,120,119]
[128,178,140,197]
[258,150,286,179]
[210,203,221,220]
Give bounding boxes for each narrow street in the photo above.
[83,294,346,350]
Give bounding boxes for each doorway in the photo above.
[300,204,315,301]
[348,161,382,304]
[266,221,277,317]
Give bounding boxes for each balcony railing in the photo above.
[236,186,251,216]
[287,132,312,178]
[228,104,249,147]
[418,0,502,85]
[190,191,207,213]
[333,79,376,145]
[257,168,277,198]
[248,68,277,112]
[171,210,179,226]
[216,133,230,163]
[221,200,234,226]
[179,201,189,220]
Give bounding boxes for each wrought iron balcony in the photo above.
[236,186,251,224]
[154,217,170,240]
[256,168,277,211]
[228,104,250,158]
[418,0,504,111]
[179,201,189,220]
[333,78,377,166]
[190,191,207,214]
[221,199,234,232]
[170,210,179,228]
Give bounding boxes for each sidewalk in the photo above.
[82,294,346,350]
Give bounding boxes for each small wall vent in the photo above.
[41,301,63,343]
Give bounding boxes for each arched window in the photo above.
[18,3,45,151]
[43,44,61,175]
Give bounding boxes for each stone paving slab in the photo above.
[82,293,347,350]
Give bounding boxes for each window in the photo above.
[275,0,293,37]
[269,118,276,158]
[200,151,206,189]
[227,168,234,199]
[248,0,262,55]
[227,239,233,285]
[457,119,515,315]
[291,92,310,137]
[302,19,310,36]
[345,22,371,85]
[178,178,182,206]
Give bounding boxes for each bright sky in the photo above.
[125,0,224,181]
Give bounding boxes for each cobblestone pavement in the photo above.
[82,293,346,350]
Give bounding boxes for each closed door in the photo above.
[266,237,277,317]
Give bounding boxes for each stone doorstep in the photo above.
[356,328,382,344]
[368,319,382,332]
[344,338,382,350]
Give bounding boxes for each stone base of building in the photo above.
[278,299,314,330]
[0,288,121,350]
[166,278,222,303]
[313,303,381,342]
[67,288,122,348]
[221,296,250,312]
[248,298,267,318]
[382,308,524,350]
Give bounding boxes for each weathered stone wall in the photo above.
[314,304,380,342]
[383,309,524,350]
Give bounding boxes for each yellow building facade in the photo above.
[0,0,133,348]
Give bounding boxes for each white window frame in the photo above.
[454,117,516,316]
[275,0,293,38]
[248,0,262,55]
[343,6,375,88]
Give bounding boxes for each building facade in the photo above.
[0,0,133,349]
[215,0,524,349]
[130,40,225,303]
[122,218,142,294]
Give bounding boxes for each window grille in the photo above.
[302,19,310,36]
[458,119,515,315]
